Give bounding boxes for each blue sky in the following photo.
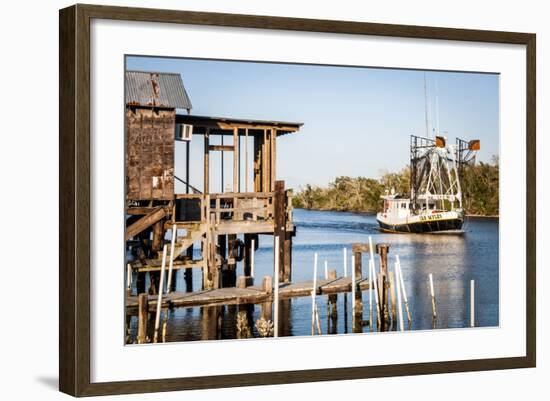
[126,56,499,191]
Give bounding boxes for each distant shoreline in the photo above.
[294,207,499,218]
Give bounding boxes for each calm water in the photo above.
[127,209,499,342]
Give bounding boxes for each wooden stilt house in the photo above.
[125,71,302,292]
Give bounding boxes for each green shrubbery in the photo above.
[292,158,499,216]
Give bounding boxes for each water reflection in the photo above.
[126,209,499,343]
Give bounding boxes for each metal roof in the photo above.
[176,114,303,135]
[125,70,192,110]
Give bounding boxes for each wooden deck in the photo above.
[126,276,371,312]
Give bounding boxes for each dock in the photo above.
[126,275,371,312]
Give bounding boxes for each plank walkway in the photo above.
[126,276,371,312]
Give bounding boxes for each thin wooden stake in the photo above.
[126,263,132,291]
[274,236,280,337]
[351,254,356,320]
[315,303,322,335]
[370,259,381,327]
[166,224,177,293]
[311,253,318,335]
[324,260,328,280]
[395,262,404,331]
[429,273,437,319]
[396,256,412,324]
[470,279,475,327]
[154,244,168,343]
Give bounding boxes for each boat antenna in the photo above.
[424,72,430,138]
[435,77,440,137]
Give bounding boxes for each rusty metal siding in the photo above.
[126,108,175,201]
[125,71,192,110]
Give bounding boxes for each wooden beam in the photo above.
[125,207,168,240]
[208,145,234,152]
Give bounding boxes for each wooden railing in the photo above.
[174,192,282,224]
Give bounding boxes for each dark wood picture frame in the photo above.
[59,3,536,397]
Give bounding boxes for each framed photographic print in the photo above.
[59,4,536,397]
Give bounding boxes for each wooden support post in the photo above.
[274,180,286,282]
[227,234,237,287]
[184,245,193,292]
[270,128,276,191]
[283,233,292,283]
[376,243,390,328]
[327,269,338,334]
[389,270,397,322]
[262,275,273,294]
[353,248,362,280]
[243,234,253,277]
[137,293,148,344]
[185,140,190,194]
[233,127,239,193]
[251,237,256,278]
[253,132,263,192]
[245,128,249,192]
[204,129,210,194]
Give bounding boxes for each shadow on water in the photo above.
[126,209,499,343]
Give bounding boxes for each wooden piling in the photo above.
[184,245,193,292]
[376,243,390,327]
[260,276,273,323]
[274,181,286,282]
[137,293,148,344]
[283,233,292,283]
[328,269,338,334]
[389,270,397,321]
[244,234,253,277]
[227,234,237,287]
[250,238,255,278]
[470,279,475,327]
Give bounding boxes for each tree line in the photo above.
[292,157,499,216]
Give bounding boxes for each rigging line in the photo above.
[424,72,429,138]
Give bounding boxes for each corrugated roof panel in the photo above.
[125,71,192,110]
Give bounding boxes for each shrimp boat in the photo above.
[377,135,480,234]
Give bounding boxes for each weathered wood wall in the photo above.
[126,107,175,200]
